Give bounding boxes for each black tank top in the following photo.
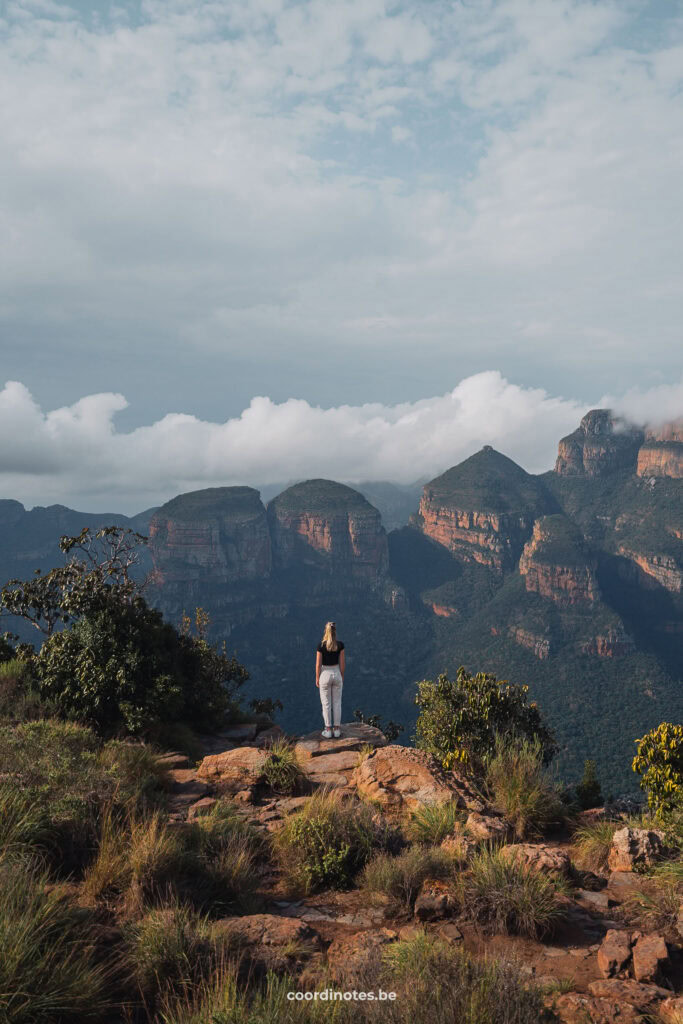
[317,640,344,666]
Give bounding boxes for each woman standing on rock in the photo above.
[315,621,345,739]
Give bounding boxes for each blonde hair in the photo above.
[321,621,338,652]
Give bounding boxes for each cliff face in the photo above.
[417,447,551,572]
[267,479,389,585]
[636,418,683,479]
[555,409,643,477]
[149,487,272,585]
[519,516,599,606]
[617,546,683,594]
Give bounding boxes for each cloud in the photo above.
[605,380,683,428]
[1,370,679,514]
[0,0,682,414]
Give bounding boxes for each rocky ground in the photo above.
[157,722,683,1024]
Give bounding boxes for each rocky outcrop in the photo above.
[637,419,683,479]
[632,933,669,984]
[196,746,269,794]
[212,914,321,971]
[149,486,272,584]
[417,447,551,572]
[597,929,632,978]
[507,627,551,659]
[608,827,667,872]
[555,409,643,477]
[519,515,599,605]
[267,479,388,584]
[499,843,572,878]
[351,745,485,814]
[580,628,636,658]
[618,547,682,594]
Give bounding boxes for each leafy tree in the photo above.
[576,759,603,810]
[3,528,249,736]
[414,667,556,773]
[632,722,683,818]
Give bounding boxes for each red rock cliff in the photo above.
[149,486,271,585]
[267,479,389,585]
[555,409,643,477]
[636,418,683,478]
[417,447,551,572]
[519,516,600,606]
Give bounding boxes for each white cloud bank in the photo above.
[0,372,680,514]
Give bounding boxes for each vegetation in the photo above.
[414,667,557,772]
[455,845,571,938]
[361,844,456,910]
[620,859,683,932]
[274,789,382,894]
[576,758,603,810]
[259,739,305,795]
[406,801,463,844]
[632,722,683,817]
[483,733,566,839]
[353,707,405,742]
[570,818,620,873]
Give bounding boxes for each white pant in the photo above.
[319,666,343,728]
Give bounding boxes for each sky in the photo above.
[1,0,682,511]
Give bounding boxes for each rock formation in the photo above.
[267,479,389,584]
[637,419,683,478]
[416,447,551,572]
[519,515,599,605]
[555,409,644,477]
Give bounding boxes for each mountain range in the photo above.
[1,409,680,795]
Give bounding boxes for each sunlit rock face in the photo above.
[417,446,552,572]
[267,479,389,585]
[637,419,683,479]
[554,409,644,478]
[519,515,600,606]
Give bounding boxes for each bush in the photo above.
[361,844,455,909]
[274,790,378,894]
[406,802,463,845]
[484,733,566,839]
[0,855,112,1022]
[576,759,603,810]
[259,740,305,795]
[632,722,683,818]
[570,818,619,873]
[414,668,556,772]
[455,845,570,938]
[621,860,683,932]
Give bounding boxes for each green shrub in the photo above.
[361,844,455,909]
[484,733,565,839]
[570,818,619,872]
[455,845,570,938]
[632,722,683,818]
[576,759,603,810]
[274,790,378,894]
[406,802,463,844]
[0,855,112,1022]
[259,740,305,795]
[414,668,556,772]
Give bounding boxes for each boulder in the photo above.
[197,746,268,792]
[597,929,632,978]
[608,827,667,872]
[212,913,320,970]
[326,928,398,984]
[295,722,387,761]
[187,797,218,819]
[499,843,572,878]
[351,745,485,814]
[632,932,669,984]
[414,878,457,921]
[549,992,641,1024]
[587,978,670,1010]
[254,725,285,748]
[465,811,513,842]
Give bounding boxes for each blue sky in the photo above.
[0,0,682,509]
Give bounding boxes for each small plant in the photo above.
[406,801,463,845]
[249,697,283,718]
[484,733,565,839]
[360,844,455,909]
[576,759,603,810]
[632,722,683,818]
[620,860,683,932]
[571,818,619,872]
[355,742,375,767]
[259,740,304,795]
[455,844,571,938]
[274,789,377,894]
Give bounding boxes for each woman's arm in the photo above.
[339,648,345,681]
[315,650,322,687]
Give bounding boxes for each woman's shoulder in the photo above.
[338,640,344,649]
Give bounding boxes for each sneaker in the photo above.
[322,728,333,739]
[332,728,341,738]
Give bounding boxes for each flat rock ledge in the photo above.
[294,722,387,760]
